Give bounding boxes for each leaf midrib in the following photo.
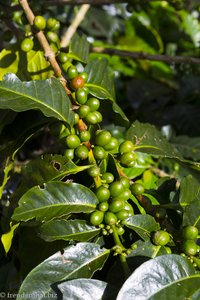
[0,85,66,122]
[85,83,114,100]
[147,274,200,300]
[17,248,110,300]
[13,202,96,219]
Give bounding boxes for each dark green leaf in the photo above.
[68,33,89,63]
[0,109,17,134]
[12,182,98,222]
[127,121,200,170]
[0,111,50,162]
[127,120,182,158]
[57,278,117,300]
[182,199,200,229]
[128,240,170,258]
[112,102,129,126]
[19,154,92,189]
[147,276,200,300]
[124,214,160,241]
[146,178,177,205]
[16,242,110,300]
[172,135,200,161]
[179,175,200,206]
[117,254,197,300]
[0,74,74,125]
[100,100,129,128]
[39,219,100,242]
[85,58,115,100]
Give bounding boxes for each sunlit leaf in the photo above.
[124,214,160,241]
[17,243,110,300]
[85,58,115,100]
[39,219,100,242]
[12,182,98,222]
[117,255,199,300]
[0,73,74,125]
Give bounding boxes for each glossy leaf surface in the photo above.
[39,219,100,242]
[117,255,198,300]
[17,243,110,300]
[85,58,115,100]
[12,182,98,222]
[0,74,74,125]
[124,214,160,241]
[57,278,117,300]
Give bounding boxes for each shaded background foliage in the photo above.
[1,0,200,298]
[1,0,200,138]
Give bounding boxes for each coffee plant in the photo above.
[1,0,200,299]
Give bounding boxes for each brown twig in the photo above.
[45,0,127,5]
[92,47,200,65]
[61,4,90,48]
[18,0,71,94]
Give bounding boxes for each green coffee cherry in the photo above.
[101,172,114,184]
[109,199,125,213]
[46,17,58,30]
[119,177,130,189]
[120,152,136,166]
[116,209,129,220]
[119,140,134,154]
[90,210,104,226]
[75,88,88,105]
[64,149,74,160]
[112,189,131,202]
[33,15,46,30]
[87,165,100,177]
[109,181,124,197]
[182,226,199,240]
[93,111,102,123]
[98,202,109,212]
[86,98,100,111]
[21,38,34,52]
[79,72,88,82]
[66,134,81,149]
[153,230,171,246]
[104,137,119,151]
[95,130,112,147]
[77,105,90,118]
[79,130,91,142]
[58,52,68,64]
[130,182,145,195]
[95,186,110,202]
[75,145,89,160]
[182,240,198,256]
[104,211,118,225]
[67,66,78,79]
[116,227,125,235]
[85,112,99,124]
[124,202,134,215]
[46,31,59,43]
[74,113,80,124]
[93,146,107,160]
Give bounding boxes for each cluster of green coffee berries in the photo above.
[21,15,146,238]
[90,176,146,234]
[21,15,60,53]
[181,226,199,257]
[66,65,104,126]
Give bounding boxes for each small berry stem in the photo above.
[18,0,71,95]
[111,225,131,278]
